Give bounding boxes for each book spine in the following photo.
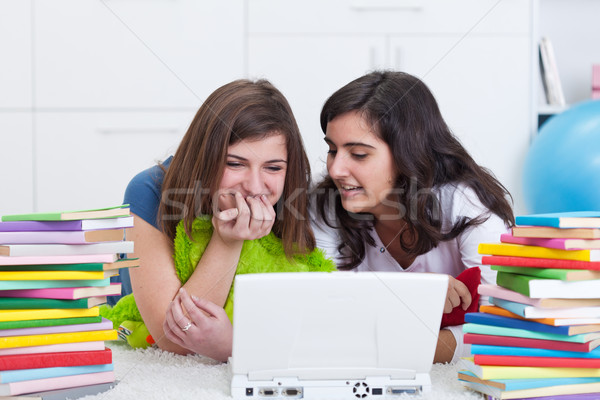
[0,318,113,337]
[0,297,97,310]
[474,354,600,368]
[0,330,117,349]
[463,333,593,352]
[481,255,600,271]
[0,307,100,323]
[0,363,113,384]
[0,348,112,370]
[6,370,115,395]
[496,271,532,297]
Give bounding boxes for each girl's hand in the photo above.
[212,191,275,245]
[163,288,233,362]
[444,275,472,313]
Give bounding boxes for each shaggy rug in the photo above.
[76,342,483,400]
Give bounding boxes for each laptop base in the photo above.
[231,373,432,399]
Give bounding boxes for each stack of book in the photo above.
[0,206,136,398]
[459,211,600,400]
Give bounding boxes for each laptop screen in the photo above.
[231,271,448,381]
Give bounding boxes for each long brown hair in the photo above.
[159,79,314,256]
[316,71,514,269]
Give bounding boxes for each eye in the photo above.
[266,165,285,172]
[352,153,367,160]
[327,149,337,156]
[226,161,244,168]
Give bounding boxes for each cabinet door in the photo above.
[389,35,532,211]
[248,0,531,35]
[0,113,34,214]
[34,0,244,109]
[34,112,195,211]
[248,36,386,178]
[0,1,31,108]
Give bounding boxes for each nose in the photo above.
[327,152,349,179]
[242,168,265,196]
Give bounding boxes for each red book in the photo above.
[474,354,600,368]
[464,333,600,353]
[0,348,111,371]
[481,255,600,271]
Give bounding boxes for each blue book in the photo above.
[462,323,600,343]
[516,212,600,228]
[0,363,113,383]
[465,312,582,336]
[459,370,600,391]
[470,344,600,359]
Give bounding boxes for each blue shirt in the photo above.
[107,157,172,306]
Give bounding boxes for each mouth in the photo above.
[338,184,364,197]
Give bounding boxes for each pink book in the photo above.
[0,370,115,396]
[0,283,122,299]
[0,318,113,337]
[500,233,600,250]
[0,254,117,266]
[0,341,105,356]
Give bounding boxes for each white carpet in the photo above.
[79,342,482,400]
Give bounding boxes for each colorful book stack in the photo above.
[0,205,136,398]
[459,211,600,400]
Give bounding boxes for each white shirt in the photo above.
[312,183,510,363]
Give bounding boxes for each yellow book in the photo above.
[0,307,99,322]
[460,357,600,380]
[0,270,118,280]
[0,329,118,349]
[478,242,600,262]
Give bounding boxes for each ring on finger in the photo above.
[181,322,192,332]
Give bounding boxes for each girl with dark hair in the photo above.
[102,79,333,362]
[313,71,514,364]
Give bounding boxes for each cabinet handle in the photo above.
[350,0,423,11]
[98,129,179,135]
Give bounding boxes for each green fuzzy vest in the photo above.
[100,218,334,330]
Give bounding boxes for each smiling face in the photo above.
[325,111,398,218]
[217,133,288,210]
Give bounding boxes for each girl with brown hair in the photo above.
[102,79,332,361]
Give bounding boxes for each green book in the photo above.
[0,297,105,310]
[496,271,542,297]
[0,278,110,291]
[0,258,139,272]
[0,316,102,330]
[492,265,600,281]
[1,205,130,222]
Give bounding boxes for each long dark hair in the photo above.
[159,79,315,256]
[316,71,514,270]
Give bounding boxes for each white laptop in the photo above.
[230,271,448,399]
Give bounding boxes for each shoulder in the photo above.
[124,157,173,228]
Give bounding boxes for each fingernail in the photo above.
[191,295,199,301]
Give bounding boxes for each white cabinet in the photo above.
[0,113,34,214]
[247,0,535,212]
[0,1,31,108]
[34,111,194,212]
[33,0,244,109]
[0,0,245,215]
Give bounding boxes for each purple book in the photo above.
[0,318,113,337]
[0,217,133,232]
